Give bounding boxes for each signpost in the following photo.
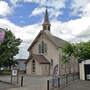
[11,64,19,84]
[53,64,58,88]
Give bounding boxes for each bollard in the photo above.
[66,75,68,84]
[73,74,74,81]
[58,77,60,87]
[47,80,49,90]
[11,75,12,84]
[21,76,23,87]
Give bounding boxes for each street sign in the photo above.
[0,29,5,44]
[53,64,58,88]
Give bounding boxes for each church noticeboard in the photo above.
[11,65,19,84]
[12,69,18,76]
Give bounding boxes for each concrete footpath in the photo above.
[6,80,90,90]
[56,80,90,90]
[0,75,90,90]
[0,81,17,90]
[0,75,52,90]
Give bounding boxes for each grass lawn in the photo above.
[0,70,25,75]
[0,70,11,75]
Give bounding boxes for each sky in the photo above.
[0,0,90,59]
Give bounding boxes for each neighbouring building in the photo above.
[79,60,90,80]
[25,8,78,76]
[16,59,26,71]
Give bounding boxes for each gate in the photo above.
[84,64,90,80]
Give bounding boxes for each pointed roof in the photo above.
[43,7,50,25]
[28,30,67,51]
[25,54,50,64]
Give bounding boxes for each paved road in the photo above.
[57,80,90,90]
[0,82,16,90]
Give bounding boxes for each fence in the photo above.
[47,73,79,90]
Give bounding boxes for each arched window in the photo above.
[48,26,50,31]
[43,26,46,30]
[32,60,35,72]
[38,44,41,53]
[42,41,44,53]
[38,41,47,54]
[44,43,47,53]
[51,59,53,67]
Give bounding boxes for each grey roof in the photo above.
[44,30,67,48]
[25,54,50,64]
[28,30,67,50]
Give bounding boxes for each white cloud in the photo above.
[71,0,90,17]
[0,18,41,59]
[30,7,62,20]
[0,1,13,16]
[1,16,90,58]
[24,0,65,10]
[52,17,90,43]
[0,0,90,58]
[26,0,65,20]
[81,3,90,17]
[10,0,22,7]
[30,7,45,16]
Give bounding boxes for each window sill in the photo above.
[39,53,48,55]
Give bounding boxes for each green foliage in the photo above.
[61,42,75,57]
[62,55,69,64]
[75,41,90,60]
[61,41,90,63]
[0,70,11,75]
[0,29,22,67]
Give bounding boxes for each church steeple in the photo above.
[42,7,51,31]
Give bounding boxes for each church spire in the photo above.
[42,7,51,31]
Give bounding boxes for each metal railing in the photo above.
[47,73,79,90]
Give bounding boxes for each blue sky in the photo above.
[0,0,90,59]
[0,0,81,26]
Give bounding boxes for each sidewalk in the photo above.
[56,80,90,90]
[1,75,90,90]
[0,75,52,90]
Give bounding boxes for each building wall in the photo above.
[29,33,60,75]
[26,60,32,75]
[59,56,79,75]
[27,32,78,76]
[18,60,26,71]
[41,64,50,75]
[26,58,42,75]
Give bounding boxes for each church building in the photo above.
[25,8,78,76]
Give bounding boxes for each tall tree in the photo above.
[61,41,90,75]
[0,29,22,68]
[61,42,76,74]
[74,41,90,60]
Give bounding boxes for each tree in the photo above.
[74,41,90,60]
[0,29,22,68]
[62,55,69,74]
[61,42,76,74]
[61,41,90,75]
